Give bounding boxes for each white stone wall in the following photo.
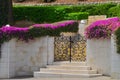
[86,39,111,76]
[0,39,16,78]
[111,35,120,79]
[0,36,54,78]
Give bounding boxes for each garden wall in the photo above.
[0,36,54,78]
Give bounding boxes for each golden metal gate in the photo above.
[54,34,86,62]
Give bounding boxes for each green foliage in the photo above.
[108,5,120,17]
[13,6,90,23]
[65,12,89,20]
[28,22,78,39]
[90,3,116,15]
[13,6,56,23]
[115,28,120,54]
[0,21,79,44]
[13,3,118,24]
[54,7,67,22]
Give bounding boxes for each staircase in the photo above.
[34,62,102,78]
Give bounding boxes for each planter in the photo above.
[86,39,111,76]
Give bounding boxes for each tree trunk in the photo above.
[8,0,14,25]
[0,0,13,27]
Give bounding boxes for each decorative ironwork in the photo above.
[54,34,86,62]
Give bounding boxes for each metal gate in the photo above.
[54,34,86,62]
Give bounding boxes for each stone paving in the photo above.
[1,76,119,80]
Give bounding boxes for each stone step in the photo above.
[34,72,102,78]
[40,68,97,74]
[53,61,87,66]
[47,65,91,70]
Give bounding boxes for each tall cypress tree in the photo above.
[0,0,13,27]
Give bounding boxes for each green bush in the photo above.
[115,28,120,54]
[108,5,120,17]
[13,6,57,23]
[54,7,67,22]
[13,3,118,24]
[13,6,90,23]
[65,12,89,20]
[90,3,116,15]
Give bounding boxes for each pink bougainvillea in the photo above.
[0,20,78,43]
[85,17,120,39]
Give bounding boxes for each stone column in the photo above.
[78,20,87,36]
[86,39,111,76]
[47,36,54,65]
[111,34,120,79]
[0,39,16,78]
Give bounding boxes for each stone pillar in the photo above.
[111,34,120,79]
[0,39,16,78]
[78,20,87,36]
[86,39,111,76]
[47,37,54,65]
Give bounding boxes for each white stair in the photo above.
[34,62,102,78]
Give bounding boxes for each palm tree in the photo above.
[0,0,13,27]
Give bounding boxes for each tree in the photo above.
[0,0,13,27]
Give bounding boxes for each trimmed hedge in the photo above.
[65,12,89,20]
[13,3,117,24]
[13,6,57,23]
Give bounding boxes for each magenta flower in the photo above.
[32,20,77,29]
[85,17,120,39]
[0,20,78,43]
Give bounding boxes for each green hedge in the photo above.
[13,6,57,23]
[89,3,116,15]
[13,3,117,24]
[108,5,120,17]
[115,28,120,54]
[65,12,89,20]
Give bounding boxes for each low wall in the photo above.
[0,36,54,78]
[86,39,111,76]
[111,35,120,79]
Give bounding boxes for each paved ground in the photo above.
[1,76,119,80]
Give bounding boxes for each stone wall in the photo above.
[86,39,111,76]
[0,36,54,78]
[88,15,106,25]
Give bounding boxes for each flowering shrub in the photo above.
[85,17,120,39]
[0,20,78,44]
[85,17,120,54]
